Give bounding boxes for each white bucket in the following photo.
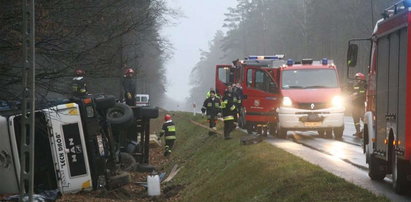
[147,174,161,196]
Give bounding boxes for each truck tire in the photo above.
[119,152,137,172]
[94,94,116,110]
[317,129,325,137]
[246,123,253,134]
[368,154,386,181]
[106,103,133,126]
[392,149,410,194]
[333,126,344,140]
[325,129,333,139]
[277,126,287,139]
[269,123,277,136]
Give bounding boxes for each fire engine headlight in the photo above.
[282,97,293,107]
[332,96,344,108]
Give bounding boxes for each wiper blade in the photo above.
[304,85,330,88]
[286,85,304,89]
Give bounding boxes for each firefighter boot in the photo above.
[353,123,362,138]
[164,145,170,156]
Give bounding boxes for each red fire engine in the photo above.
[215,56,284,135]
[347,0,411,194]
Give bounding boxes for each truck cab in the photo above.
[276,59,345,139]
[215,56,283,135]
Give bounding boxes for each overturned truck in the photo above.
[0,94,158,195]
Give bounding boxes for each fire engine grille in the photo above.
[296,103,328,110]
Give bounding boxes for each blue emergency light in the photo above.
[264,56,279,60]
[322,58,328,65]
[247,55,279,60]
[287,59,294,66]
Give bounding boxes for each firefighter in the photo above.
[351,72,367,138]
[201,90,221,136]
[71,69,88,97]
[221,88,237,140]
[206,87,220,99]
[122,68,137,106]
[231,83,243,124]
[159,114,176,156]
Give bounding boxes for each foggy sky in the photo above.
[163,0,237,102]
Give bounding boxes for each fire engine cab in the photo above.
[215,55,284,135]
[347,0,411,194]
[276,59,345,139]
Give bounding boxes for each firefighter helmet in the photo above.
[124,68,135,76]
[75,69,85,76]
[354,72,366,81]
[164,114,172,121]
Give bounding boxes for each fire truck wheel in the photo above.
[325,129,333,139]
[392,150,410,194]
[257,126,263,135]
[269,124,277,136]
[317,129,325,137]
[333,127,344,140]
[246,123,254,134]
[368,154,386,181]
[277,127,287,139]
[106,103,134,126]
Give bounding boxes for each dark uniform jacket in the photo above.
[71,76,87,97]
[221,92,237,121]
[352,81,367,105]
[122,76,136,105]
[160,120,176,140]
[201,97,221,117]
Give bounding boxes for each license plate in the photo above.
[304,122,321,127]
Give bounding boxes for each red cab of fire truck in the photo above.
[276,59,345,139]
[347,0,411,194]
[215,56,283,135]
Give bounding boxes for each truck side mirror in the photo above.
[347,44,358,67]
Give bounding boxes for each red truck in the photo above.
[215,56,284,135]
[347,0,411,194]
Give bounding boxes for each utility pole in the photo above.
[20,0,36,201]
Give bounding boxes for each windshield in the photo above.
[281,69,338,89]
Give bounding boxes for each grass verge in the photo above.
[163,112,389,202]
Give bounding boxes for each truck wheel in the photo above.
[106,103,133,126]
[317,129,325,137]
[257,126,263,135]
[119,152,137,172]
[368,154,386,181]
[269,124,277,136]
[277,126,287,139]
[325,129,333,139]
[392,149,410,194]
[333,126,344,140]
[246,123,253,134]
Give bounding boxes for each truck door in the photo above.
[242,67,281,122]
[215,65,235,96]
[44,103,92,193]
